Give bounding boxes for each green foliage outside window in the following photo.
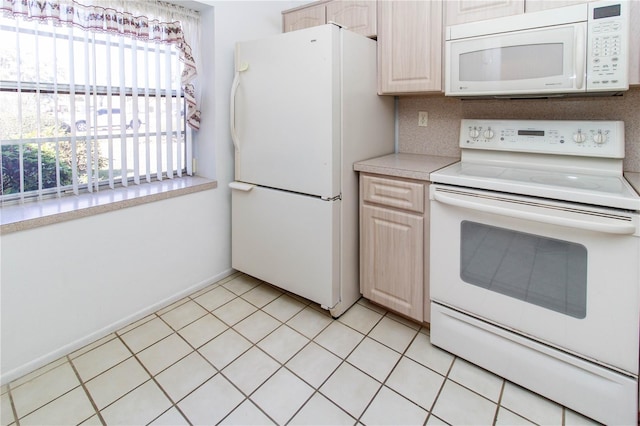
[1,142,72,194]
[1,125,106,195]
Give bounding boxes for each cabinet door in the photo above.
[377,0,443,94]
[326,1,377,38]
[361,204,424,321]
[445,0,524,26]
[283,3,326,33]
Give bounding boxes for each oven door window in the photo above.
[460,221,587,318]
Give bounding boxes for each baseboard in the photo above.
[0,269,235,386]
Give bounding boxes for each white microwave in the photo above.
[445,0,629,98]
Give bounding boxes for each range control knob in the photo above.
[573,130,587,143]
[469,128,481,139]
[593,131,608,144]
[483,128,495,139]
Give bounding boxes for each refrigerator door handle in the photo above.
[230,63,249,151]
[229,181,255,192]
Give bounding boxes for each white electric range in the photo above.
[429,119,640,425]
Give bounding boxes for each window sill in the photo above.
[0,177,217,235]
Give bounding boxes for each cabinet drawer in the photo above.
[362,175,425,213]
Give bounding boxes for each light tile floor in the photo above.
[1,273,601,425]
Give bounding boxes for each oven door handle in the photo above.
[434,192,637,235]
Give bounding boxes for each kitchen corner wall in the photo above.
[398,87,640,173]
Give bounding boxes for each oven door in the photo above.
[429,184,640,375]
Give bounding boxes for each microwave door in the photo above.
[446,23,586,96]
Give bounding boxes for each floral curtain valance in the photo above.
[1,0,201,130]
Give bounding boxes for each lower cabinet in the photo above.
[359,173,430,322]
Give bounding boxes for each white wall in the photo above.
[0,191,222,384]
[0,1,302,385]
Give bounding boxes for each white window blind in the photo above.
[0,10,193,203]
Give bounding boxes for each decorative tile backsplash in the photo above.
[398,87,640,173]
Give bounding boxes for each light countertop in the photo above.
[354,153,459,181]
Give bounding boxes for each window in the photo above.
[0,1,200,203]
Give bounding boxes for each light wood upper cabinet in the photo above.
[282,1,377,38]
[360,173,429,322]
[445,0,524,26]
[326,1,377,38]
[282,2,326,33]
[377,1,443,94]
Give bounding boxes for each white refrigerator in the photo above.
[229,24,394,317]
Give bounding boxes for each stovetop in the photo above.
[432,161,640,211]
[430,119,640,211]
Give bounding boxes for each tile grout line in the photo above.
[492,380,507,426]
[154,301,255,426]
[355,312,424,425]
[151,280,268,423]
[236,300,338,425]
[8,364,97,424]
[149,310,217,426]
[152,303,290,424]
[217,284,383,425]
[113,314,196,425]
[318,305,439,423]
[7,383,20,426]
[67,355,107,425]
[424,345,457,426]
[284,307,409,423]
[281,307,388,425]
[154,278,311,425]
[351,311,396,424]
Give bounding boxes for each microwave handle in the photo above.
[575,25,585,90]
[433,191,636,235]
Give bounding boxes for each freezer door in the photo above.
[231,183,340,308]
[231,25,341,198]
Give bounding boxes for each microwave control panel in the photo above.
[586,1,629,91]
[459,119,625,158]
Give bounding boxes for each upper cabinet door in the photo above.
[445,0,524,26]
[377,1,443,95]
[283,3,326,33]
[326,1,377,38]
